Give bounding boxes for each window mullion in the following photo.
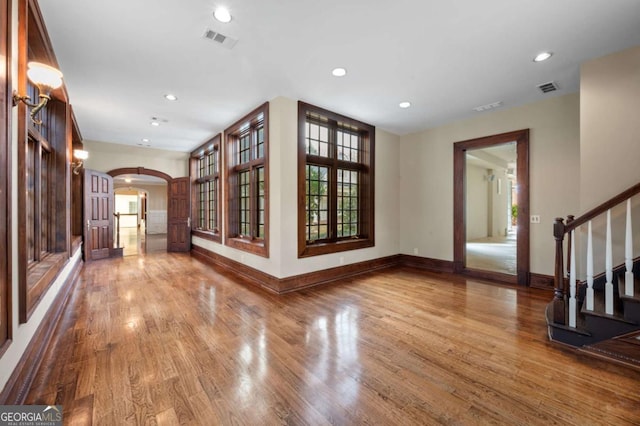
[34,142,42,261]
[329,127,338,241]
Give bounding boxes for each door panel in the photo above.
[168,177,191,252]
[84,169,114,261]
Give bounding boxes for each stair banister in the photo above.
[569,229,577,328]
[586,221,594,311]
[552,182,640,326]
[605,210,614,315]
[625,199,634,296]
[553,217,566,324]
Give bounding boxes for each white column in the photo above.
[625,199,634,297]
[605,210,614,315]
[569,229,577,328]
[586,221,594,311]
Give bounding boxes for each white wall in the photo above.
[577,46,640,278]
[399,93,581,276]
[466,164,489,240]
[580,46,640,211]
[83,140,189,178]
[193,96,401,279]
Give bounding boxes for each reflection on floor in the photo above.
[118,226,167,256]
[466,231,516,275]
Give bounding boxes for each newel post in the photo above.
[553,217,566,325]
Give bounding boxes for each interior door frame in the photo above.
[453,129,530,286]
[107,167,178,252]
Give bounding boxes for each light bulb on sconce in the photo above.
[72,149,89,175]
[13,62,64,125]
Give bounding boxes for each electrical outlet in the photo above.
[339,256,345,265]
[530,215,541,224]
[413,248,419,255]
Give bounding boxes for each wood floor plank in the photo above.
[24,253,640,425]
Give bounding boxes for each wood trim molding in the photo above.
[192,245,401,294]
[193,245,545,295]
[530,273,554,290]
[1,0,11,348]
[453,129,530,286]
[223,102,270,258]
[0,253,82,405]
[107,167,172,183]
[400,255,454,273]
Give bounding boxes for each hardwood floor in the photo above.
[25,253,640,425]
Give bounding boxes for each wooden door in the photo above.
[84,170,114,261]
[168,177,191,252]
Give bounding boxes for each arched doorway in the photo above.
[107,167,191,254]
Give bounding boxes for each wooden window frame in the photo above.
[190,134,222,243]
[0,0,11,352]
[224,103,269,257]
[17,0,71,323]
[297,102,375,258]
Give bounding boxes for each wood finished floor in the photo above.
[26,253,640,425]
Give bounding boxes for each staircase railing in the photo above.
[553,182,640,326]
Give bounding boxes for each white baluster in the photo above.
[586,221,594,311]
[569,229,577,328]
[605,210,614,315]
[625,199,634,297]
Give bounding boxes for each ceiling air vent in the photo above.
[203,29,238,49]
[472,101,503,112]
[537,81,559,94]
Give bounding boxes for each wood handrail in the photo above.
[552,181,640,326]
[564,182,640,234]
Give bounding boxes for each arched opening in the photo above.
[108,168,172,255]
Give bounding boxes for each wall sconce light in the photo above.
[12,62,64,125]
[72,149,89,175]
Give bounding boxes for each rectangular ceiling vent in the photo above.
[203,29,238,49]
[472,101,503,112]
[537,81,559,94]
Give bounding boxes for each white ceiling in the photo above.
[38,0,640,153]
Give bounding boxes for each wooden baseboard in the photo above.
[277,255,402,293]
[191,245,475,294]
[530,273,554,290]
[399,255,455,273]
[0,254,83,405]
[191,246,279,293]
[192,245,402,294]
[192,246,549,293]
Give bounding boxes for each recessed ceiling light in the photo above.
[150,121,160,127]
[399,101,411,109]
[141,138,150,142]
[533,52,553,62]
[164,94,178,101]
[332,67,347,77]
[213,7,232,23]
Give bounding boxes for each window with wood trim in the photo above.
[225,103,269,257]
[298,102,375,257]
[26,135,54,263]
[1,0,10,348]
[190,134,221,242]
[17,1,72,323]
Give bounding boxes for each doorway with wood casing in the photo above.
[453,129,530,285]
[82,167,191,261]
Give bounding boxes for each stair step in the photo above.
[581,288,633,324]
[580,330,640,372]
[617,275,640,303]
